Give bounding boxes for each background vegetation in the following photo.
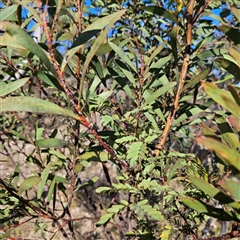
[0,0,239,239]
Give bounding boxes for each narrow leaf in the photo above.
[0,96,79,119]
[37,162,52,199]
[142,82,176,107]
[35,138,67,148]
[143,6,184,28]
[183,66,212,91]
[215,115,240,149]
[228,85,240,107]
[96,213,114,226]
[197,136,240,172]
[189,175,240,209]
[181,196,238,221]
[215,58,240,80]
[223,178,240,201]
[19,176,42,195]
[109,42,137,73]
[0,78,29,96]
[217,25,240,48]
[228,47,240,67]
[231,6,240,22]
[0,5,17,21]
[1,21,57,78]
[201,82,240,118]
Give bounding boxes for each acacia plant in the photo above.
[0,0,239,239]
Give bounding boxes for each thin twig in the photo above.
[154,0,195,156]
[40,4,129,171]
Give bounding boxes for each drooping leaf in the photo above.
[35,138,67,148]
[181,196,239,221]
[37,162,52,199]
[201,82,240,118]
[109,42,137,74]
[143,6,184,28]
[217,25,240,48]
[1,21,58,78]
[197,136,240,172]
[0,78,29,96]
[228,47,240,67]
[36,71,63,90]
[189,175,240,209]
[142,82,176,107]
[215,58,240,80]
[75,176,99,191]
[0,5,17,21]
[228,85,240,107]
[96,213,114,226]
[19,176,42,195]
[183,65,212,91]
[0,96,79,119]
[222,178,240,201]
[231,6,240,22]
[215,114,240,149]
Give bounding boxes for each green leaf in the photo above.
[169,26,179,65]
[142,82,176,107]
[173,105,206,127]
[231,6,240,22]
[201,82,240,118]
[183,66,212,91]
[228,85,240,107]
[96,37,122,56]
[96,186,112,193]
[144,112,160,131]
[47,177,56,203]
[127,142,145,167]
[137,199,148,206]
[197,48,228,60]
[145,40,167,65]
[0,31,26,49]
[109,42,137,73]
[160,226,173,240]
[197,136,240,172]
[37,162,52,199]
[217,25,240,48]
[143,6,184,28]
[96,213,114,226]
[223,178,240,201]
[0,5,17,21]
[181,196,239,221]
[115,59,136,86]
[75,176,99,191]
[215,115,240,149]
[1,21,58,78]
[0,96,79,119]
[150,55,172,69]
[0,78,29,96]
[62,10,126,71]
[79,10,127,96]
[167,160,181,182]
[107,66,135,101]
[20,2,42,24]
[35,138,67,148]
[189,175,240,210]
[19,176,42,195]
[77,151,110,163]
[215,58,240,80]
[107,204,125,213]
[228,47,240,67]
[36,71,63,90]
[115,136,138,144]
